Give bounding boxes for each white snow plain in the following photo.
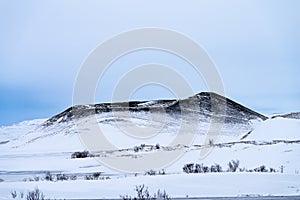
[0,116,299,199]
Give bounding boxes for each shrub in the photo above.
[84,175,93,180]
[135,184,150,199]
[145,169,156,176]
[239,167,247,172]
[134,146,142,152]
[228,160,239,172]
[10,188,48,200]
[11,191,17,199]
[44,172,77,181]
[44,171,53,181]
[158,169,166,175]
[194,164,202,173]
[202,166,210,173]
[211,163,222,172]
[93,172,101,179]
[69,175,77,180]
[150,144,161,151]
[20,192,24,198]
[155,143,160,150]
[56,173,68,181]
[215,163,222,172]
[26,188,46,200]
[154,189,171,200]
[270,168,276,173]
[254,165,268,172]
[71,150,90,158]
[183,163,218,173]
[183,163,194,173]
[84,173,109,180]
[121,184,171,200]
[182,161,277,174]
[260,165,268,172]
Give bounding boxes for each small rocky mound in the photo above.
[271,112,300,120]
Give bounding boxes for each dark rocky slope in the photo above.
[271,112,300,119]
[43,92,267,127]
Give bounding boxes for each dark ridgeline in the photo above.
[43,92,268,127]
[271,112,300,119]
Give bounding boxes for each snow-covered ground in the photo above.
[0,115,299,199]
[0,173,299,199]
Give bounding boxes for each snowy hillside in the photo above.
[0,92,299,199]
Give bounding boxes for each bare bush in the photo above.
[183,163,194,173]
[254,165,268,172]
[26,188,46,200]
[154,189,171,200]
[134,146,142,152]
[44,171,53,181]
[211,163,222,172]
[183,163,221,173]
[155,143,160,150]
[194,164,202,173]
[228,160,240,172]
[202,166,210,173]
[239,167,247,172]
[71,150,90,158]
[93,172,101,179]
[56,173,68,181]
[135,184,151,199]
[10,188,47,200]
[182,160,276,174]
[270,168,276,173]
[11,191,17,199]
[20,192,24,198]
[158,169,166,175]
[121,184,171,200]
[84,175,94,180]
[145,169,156,176]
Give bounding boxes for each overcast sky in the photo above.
[0,0,300,125]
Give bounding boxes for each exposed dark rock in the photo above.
[271,112,300,119]
[42,92,268,127]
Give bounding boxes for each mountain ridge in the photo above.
[43,92,268,127]
[271,112,300,119]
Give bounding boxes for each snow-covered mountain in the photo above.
[0,92,299,199]
[44,92,267,127]
[1,92,268,153]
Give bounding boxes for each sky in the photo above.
[0,0,300,125]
